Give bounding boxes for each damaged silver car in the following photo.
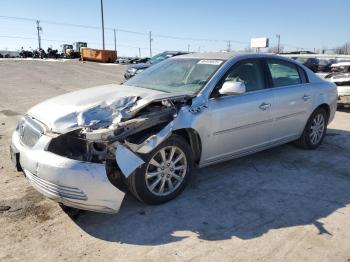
[10,52,337,213]
[324,62,350,105]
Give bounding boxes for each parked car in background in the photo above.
[124,51,189,79]
[129,57,150,64]
[11,52,337,213]
[117,57,130,64]
[324,62,350,105]
[128,57,139,64]
[318,59,337,73]
[295,57,319,72]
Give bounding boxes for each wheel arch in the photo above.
[315,103,331,123]
[172,128,202,166]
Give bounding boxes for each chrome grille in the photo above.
[19,116,45,147]
[25,170,87,201]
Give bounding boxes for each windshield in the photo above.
[149,52,174,64]
[125,58,223,94]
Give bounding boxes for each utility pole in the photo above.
[100,0,105,50]
[113,28,117,53]
[227,40,231,52]
[187,44,190,52]
[36,20,42,50]
[139,48,141,57]
[149,31,153,57]
[276,34,281,54]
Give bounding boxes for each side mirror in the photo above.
[219,81,246,96]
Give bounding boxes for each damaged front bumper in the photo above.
[11,130,125,213]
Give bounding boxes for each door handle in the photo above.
[302,94,311,101]
[259,102,271,111]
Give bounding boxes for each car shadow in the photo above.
[71,128,350,245]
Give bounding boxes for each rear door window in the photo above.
[267,59,302,87]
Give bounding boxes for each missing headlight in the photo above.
[47,130,108,163]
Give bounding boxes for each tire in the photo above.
[127,135,193,205]
[294,108,328,149]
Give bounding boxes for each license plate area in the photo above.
[10,146,22,172]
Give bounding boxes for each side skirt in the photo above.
[198,135,299,168]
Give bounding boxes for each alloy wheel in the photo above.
[309,113,325,145]
[145,146,187,196]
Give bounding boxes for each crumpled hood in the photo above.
[28,84,165,133]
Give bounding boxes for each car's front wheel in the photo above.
[294,108,328,149]
[127,135,193,204]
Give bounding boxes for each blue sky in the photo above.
[0,0,349,56]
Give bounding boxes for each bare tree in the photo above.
[328,42,350,55]
[339,42,350,55]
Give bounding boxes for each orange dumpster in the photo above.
[81,48,117,63]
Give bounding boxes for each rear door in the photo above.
[265,58,312,142]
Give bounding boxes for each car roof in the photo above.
[172,51,297,62]
[163,51,189,55]
[174,51,246,60]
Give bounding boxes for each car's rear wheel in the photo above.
[294,108,328,149]
[127,135,193,204]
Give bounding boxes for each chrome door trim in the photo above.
[199,135,299,168]
[213,118,274,136]
[275,111,307,121]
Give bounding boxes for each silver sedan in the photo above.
[11,52,337,213]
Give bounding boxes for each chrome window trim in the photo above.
[197,54,309,102]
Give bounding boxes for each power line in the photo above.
[0,35,37,40]
[116,28,147,35]
[0,35,159,51]
[153,33,247,44]
[1,15,325,52]
[0,15,247,44]
[0,15,35,22]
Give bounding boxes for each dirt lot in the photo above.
[1,59,350,262]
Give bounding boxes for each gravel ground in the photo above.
[1,59,350,262]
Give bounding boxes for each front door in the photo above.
[202,59,274,164]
